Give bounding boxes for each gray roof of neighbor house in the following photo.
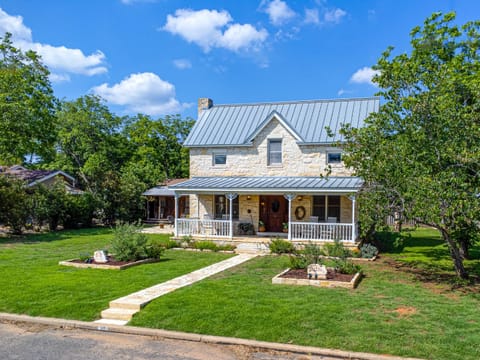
[184,97,379,147]
[170,176,363,194]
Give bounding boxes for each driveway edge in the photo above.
[0,313,422,360]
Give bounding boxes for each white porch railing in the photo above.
[176,218,231,238]
[290,222,353,242]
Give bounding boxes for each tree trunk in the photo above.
[458,238,470,260]
[440,228,469,280]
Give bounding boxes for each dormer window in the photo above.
[327,152,342,164]
[268,139,282,165]
[213,153,227,166]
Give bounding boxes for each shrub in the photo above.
[323,239,352,258]
[289,254,309,269]
[110,221,149,261]
[269,237,296,254]
[163,239,179,249]
[335,259,361,275]
[145,239,166,260]
[303,242,324,264]
[360,243,379,258]
[193,240,219,251]
[216,243,236,252]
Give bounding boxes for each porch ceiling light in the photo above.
[298,195,303,201]
[246,195,251,200]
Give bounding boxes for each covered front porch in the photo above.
[169,176,362,244]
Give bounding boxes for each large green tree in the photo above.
[341,12,480,279]
[0,33,57,164]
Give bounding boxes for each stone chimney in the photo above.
[198,98,213,117]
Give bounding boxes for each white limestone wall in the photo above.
[189,118,353,177]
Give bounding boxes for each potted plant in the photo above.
[282,222,288,233]
[258,220,266,232]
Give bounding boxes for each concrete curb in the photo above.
[0,313,422,360]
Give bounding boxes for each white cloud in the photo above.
[173,58,192,69]
[337,88,353,96]
[92,72,185,116]
[262,0,296,26]
[350,67,379,86]
[304,8,319,25]
[0,7,107,79]
[49,73,71,83]
[162,9,268,53]
[324,8,347,24]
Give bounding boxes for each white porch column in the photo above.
[349,195,356,242]
[283,193,296,241]
[225,193,238,239]
[174,193,179,237]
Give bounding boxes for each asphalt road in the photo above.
[0,321,333,360]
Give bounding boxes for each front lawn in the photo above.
[130,228,480,360]
[0,228,232,320]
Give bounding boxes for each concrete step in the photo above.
[109,298,144,311]
[94,318,129,326]
[100,307,138,321]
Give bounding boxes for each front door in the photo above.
[260,195,287,232]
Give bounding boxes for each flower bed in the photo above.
[59,257,159,270]
[272,267,362,289]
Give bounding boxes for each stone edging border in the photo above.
[272,268,363,289]
[58,258,159,270]
[0,313,423,360]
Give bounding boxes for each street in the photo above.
[0,321,333,360]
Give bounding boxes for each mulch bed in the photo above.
[69,256,135,266]
[279,268,354,282]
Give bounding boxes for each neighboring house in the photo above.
[0,165,82,194]
[169,97,379,243]
[143,179,189,223]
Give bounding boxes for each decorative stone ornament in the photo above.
[307,263,327,280]
[94,250,108,263]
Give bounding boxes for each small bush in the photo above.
[216,243,236,252]
[289,254,309,269]
[193,240,219,251]
[334,259,361,275]
[145,239,166,260]
[323,239,352,258]
[269,237,296,254]
[303,242,324,264]
[110,221,148,261]
[360,243,378,258]
[164,239,179,249]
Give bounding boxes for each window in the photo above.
[327,152,342,164]
[214,195,239,220]
[312,195,340,222]
[268,139,282,165]
[213,153,227,165]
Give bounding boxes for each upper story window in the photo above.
[327,152,342,164]
[213,153,227,166]
[268,139,282,165]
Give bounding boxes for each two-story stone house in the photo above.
[169,97,379,244]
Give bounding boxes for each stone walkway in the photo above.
[96,253,257,326]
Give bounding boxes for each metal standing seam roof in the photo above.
[169,176,363,193]
[142,186,176,196]
[184,97,379,147]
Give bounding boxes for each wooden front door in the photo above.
[260,195,287,232]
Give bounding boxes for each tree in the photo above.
[0,33,57,164]
[0,176,29,234]
[341,12,480,279]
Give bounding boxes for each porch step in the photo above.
[94,318,129,326]
[235,242,270,254]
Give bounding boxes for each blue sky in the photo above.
[0,0,478,119]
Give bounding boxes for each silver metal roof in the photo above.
[170,176,363,194]
[185,98,379,147]
[142,186,175,196]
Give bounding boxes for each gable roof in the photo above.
[0,166,75,186]
[184,97,379,147]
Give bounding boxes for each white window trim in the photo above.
[267,138,282,166]
[212,153,227,166]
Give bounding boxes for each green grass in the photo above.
[129,228,480,360]
[0,228,231,321]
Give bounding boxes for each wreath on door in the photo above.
[295,206,306,220]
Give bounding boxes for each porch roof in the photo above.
[142,186,175,196]
[169,176,362,194]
